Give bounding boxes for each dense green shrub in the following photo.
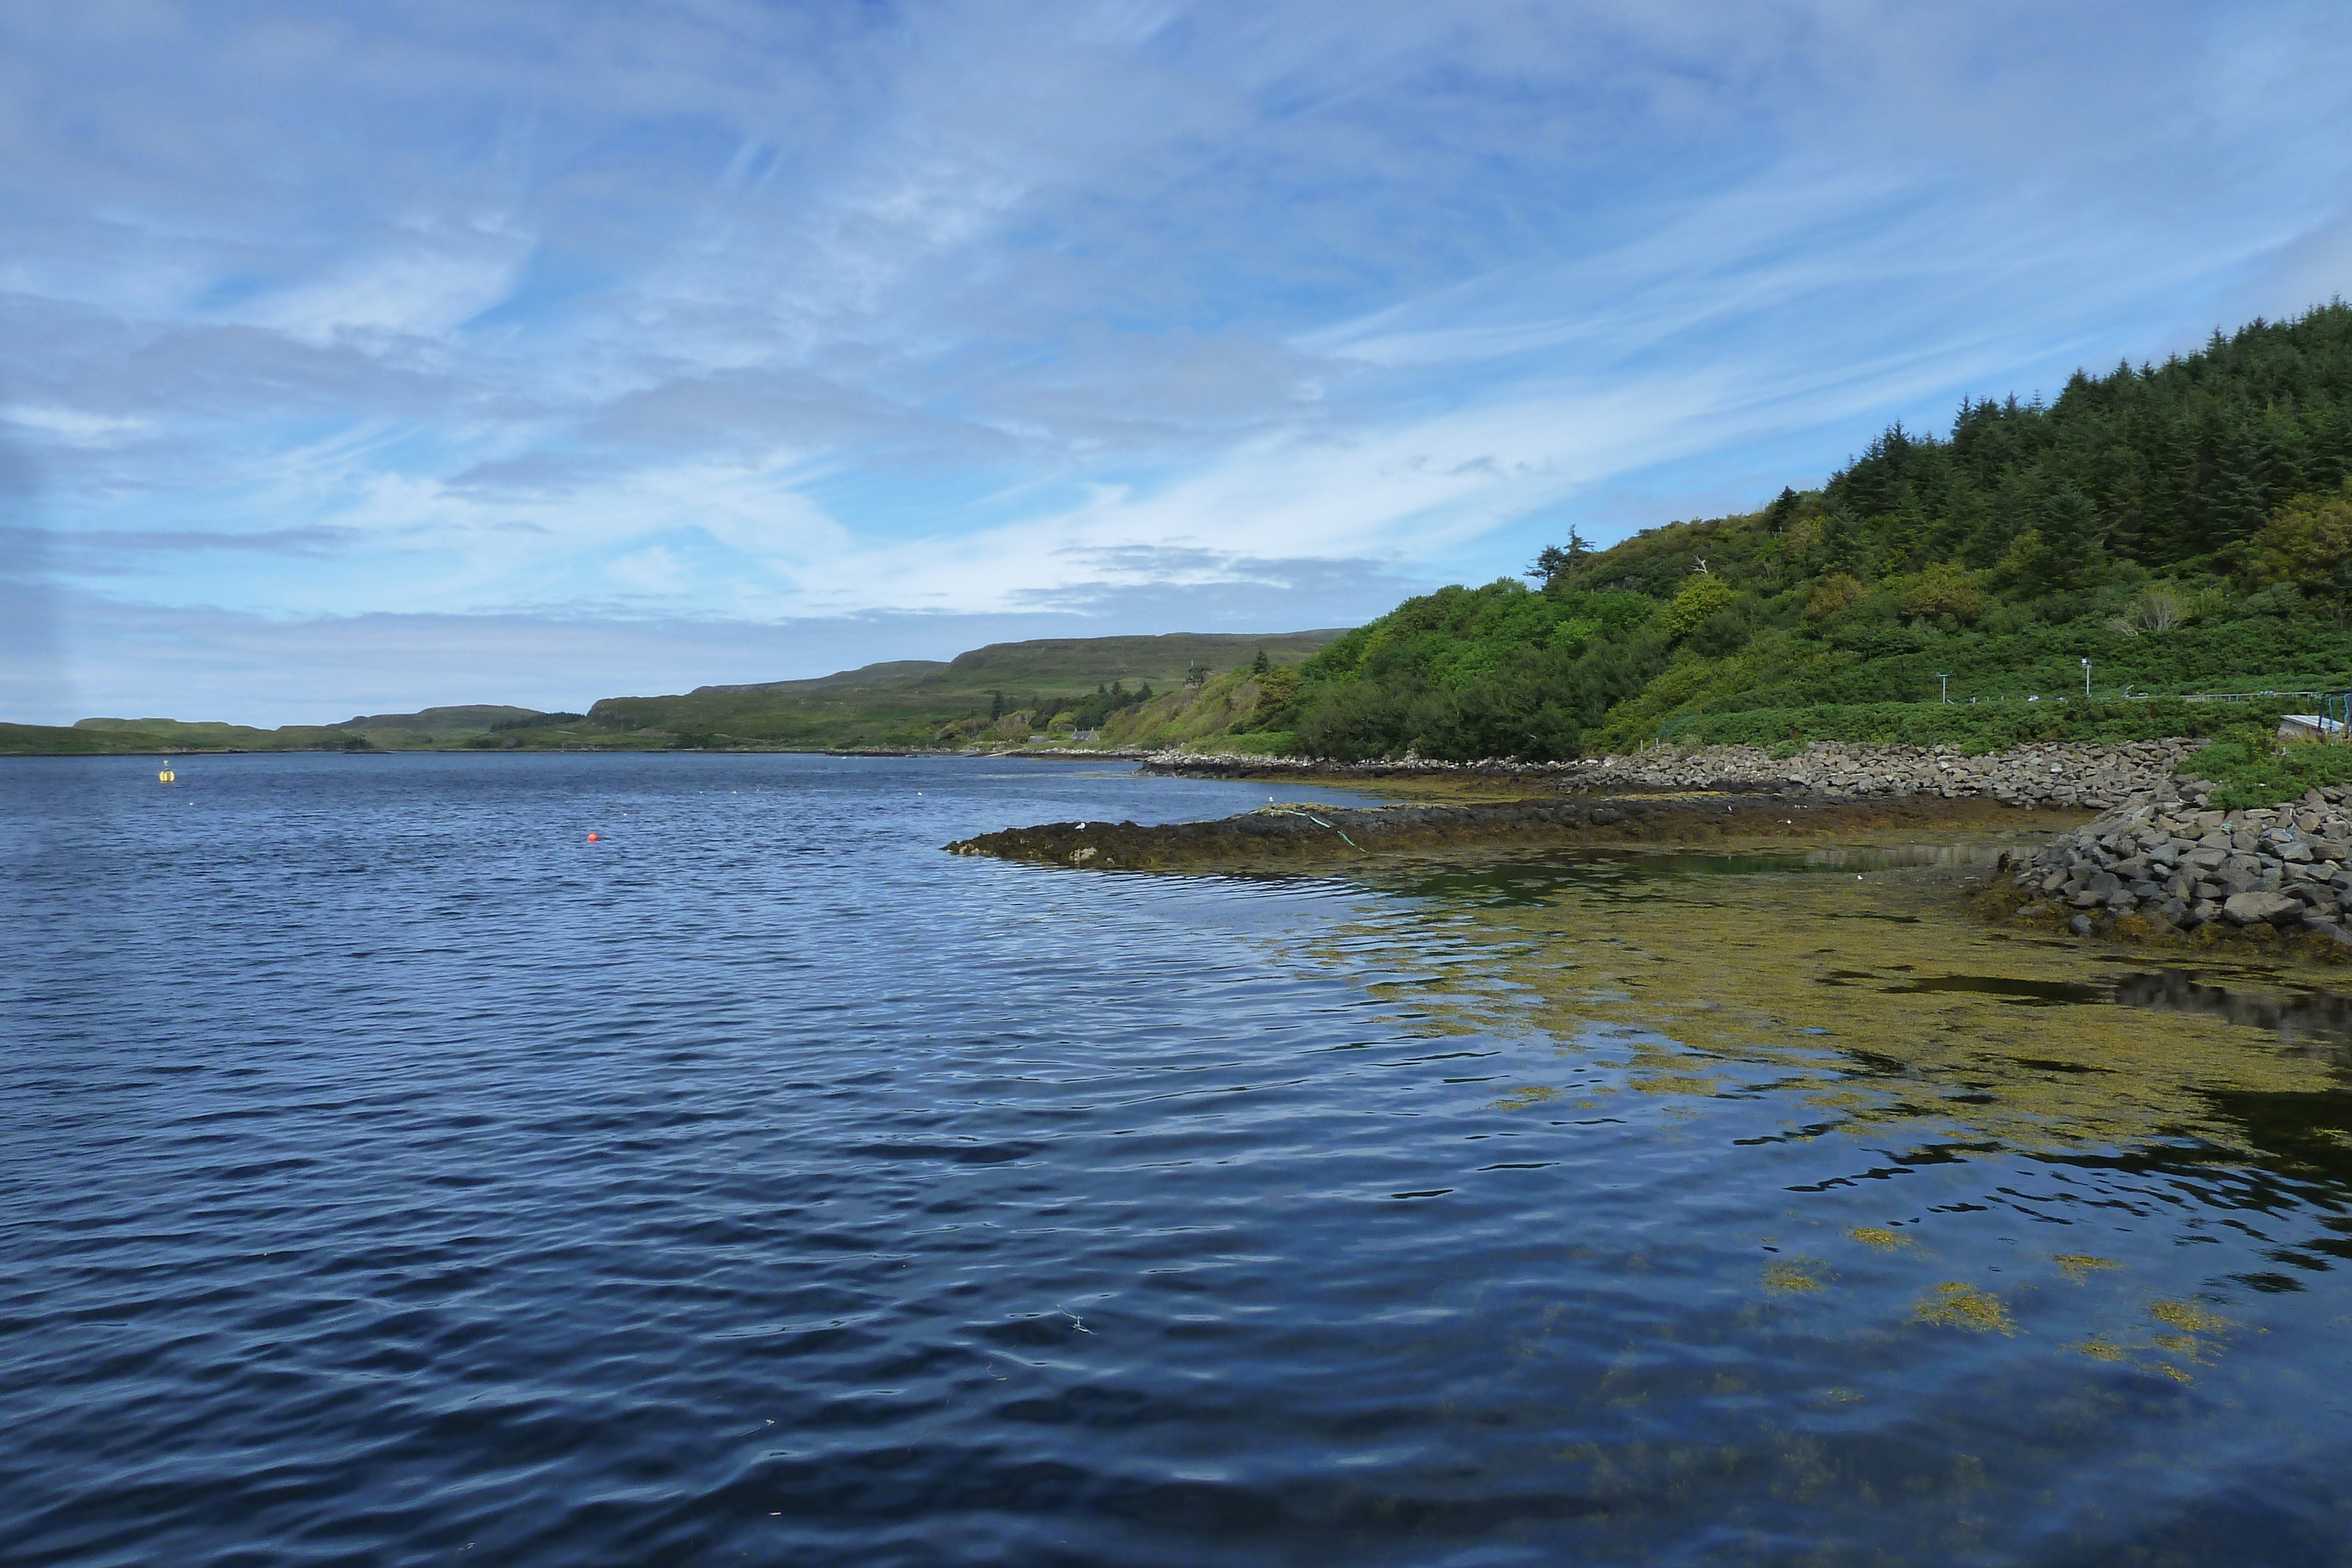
[2179,737,2352,809]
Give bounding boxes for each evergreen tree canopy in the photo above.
[1256,302,2352,762]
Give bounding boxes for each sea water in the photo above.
[5,752,2350,1566]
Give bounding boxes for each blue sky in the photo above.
[6,1,2351,724]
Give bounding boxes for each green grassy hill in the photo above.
[1185,302,2352,762]
[58,706,562,754]
[328,705,547,734]
[11,633,1346,754]
[583,631,1346,749]
[1,721,180,755]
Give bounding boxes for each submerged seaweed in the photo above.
[1255,824,2352,1394]
[1298,827,2352,1163]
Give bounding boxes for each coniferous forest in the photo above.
[1237,302,2352,761]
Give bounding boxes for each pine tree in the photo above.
[2314,409,2352,493]
[2203,429,2266,546]
[2037,490,2105,587]
[2255,410,2308,511]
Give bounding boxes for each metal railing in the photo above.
[1653,686,2352,746]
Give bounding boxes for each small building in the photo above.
[2278,714,2346,743]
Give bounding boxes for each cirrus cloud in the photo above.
[4,1,2350,721]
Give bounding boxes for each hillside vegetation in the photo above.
[1,721,184,755]
[9,706,561,755]
[9,634,1343,754]
[580,631,1344,749]
[1125,302,2352,762]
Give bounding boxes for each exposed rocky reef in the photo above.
[944,793,2071,872]
[1997,781,2352,955]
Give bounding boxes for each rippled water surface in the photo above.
[6,753,2352,1567]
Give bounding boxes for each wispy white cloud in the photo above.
[235,223,535,345]
[5,0,2351,717]
[1,404,153,445]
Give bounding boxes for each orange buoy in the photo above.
[586,832,600,842]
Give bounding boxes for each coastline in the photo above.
[947,736,2352,971]
[947,736,2201,874]
[1985,783,2352,959]
[1138,737,2197,811]
[945,790,2089,871]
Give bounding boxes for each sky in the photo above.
[6,1,2351,726]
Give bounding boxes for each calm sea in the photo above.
[5,752,2350,1567]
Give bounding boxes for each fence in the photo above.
[1651,688,2352,748]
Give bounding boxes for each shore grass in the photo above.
[2181,738,2352,810]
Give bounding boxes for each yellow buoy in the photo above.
[158,763,176,783]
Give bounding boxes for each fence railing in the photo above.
[2172,690,2346,702]
[1652,688,2352,747]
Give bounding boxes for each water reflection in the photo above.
[1364,836,2042,908]
[1299,828,2352,1163]
[1261,828,2352,1533]
[2113,969,2352,1055]
[11,757,2352,1564]
[1866,974,2107,1005]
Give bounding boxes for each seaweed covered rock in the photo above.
[950,793,2076,873]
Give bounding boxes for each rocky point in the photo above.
[2004,780,2352,950]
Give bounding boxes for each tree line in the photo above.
[1255,301,2352,761]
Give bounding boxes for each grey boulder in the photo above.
[2221,890,2304,927]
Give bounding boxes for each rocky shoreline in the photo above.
[1141,738,2198,810]
[956,737,2352,964]
[1995,783,2352,954]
